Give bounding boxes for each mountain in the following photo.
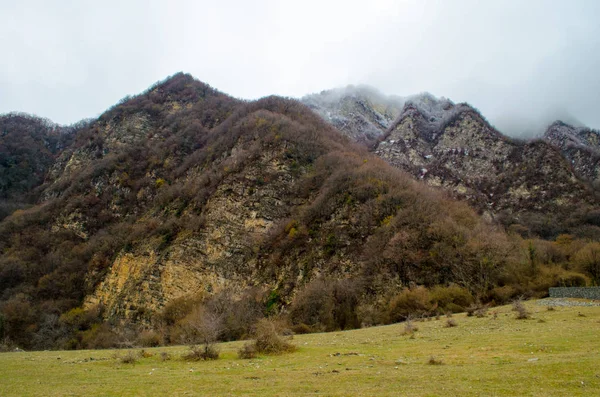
[543,120,600,186]
[0,114,75,220]
[301,86,404,147]
[376,98,599,238]
[0,74,593,350]
[305,90,599,238]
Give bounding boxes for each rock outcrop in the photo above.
[543,121,600,186]
[301,85,404,146]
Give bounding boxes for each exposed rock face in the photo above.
[301,85,404,146]
[372,97,597,236]
[543,121,600,185]
[85,141,305,320]
[306,90,600,234]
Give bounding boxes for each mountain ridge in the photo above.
[0,73,596,350]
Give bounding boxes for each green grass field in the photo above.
[1,300,599,396]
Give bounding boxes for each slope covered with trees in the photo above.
[0,74,595,350]
[0,114,77,220]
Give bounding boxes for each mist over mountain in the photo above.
[2,1,599,136]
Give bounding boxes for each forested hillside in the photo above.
[0,74,596,350]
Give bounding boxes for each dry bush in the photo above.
[183,344,219,361]
[387,286,432,323]
[291,323,313,335]
[528,266,590,296]
[488,285,520,305]
[176,306,223,360]
[237,342,258,359]
[427,356,443,365]
[118,350,137,364]
[466,302,488,318]
[137,349,154,358]
[79,323,122,349]
[429,285,474,313]
[137,330,161,347]
[401,318,418,335]
[573,242,600,284]
[474,304,489,318]
[512,300,530,320]
[204,288,266,341]
[466,304,476,317]
[357,303,382,328]
[0,337,15,352]
[249,319,295,355]
[289,278,361,332]
[159,293,205,326]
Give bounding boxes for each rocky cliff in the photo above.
[543,121,600,186]
[307,91,598,238]
[301,86,404,146]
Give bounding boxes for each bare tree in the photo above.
[182,307,222,360]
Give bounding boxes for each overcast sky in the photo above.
[1,0,599,136]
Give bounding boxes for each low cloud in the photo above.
[1,0,598,135]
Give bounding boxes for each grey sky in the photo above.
[1,0,599,136]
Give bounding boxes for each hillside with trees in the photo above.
[0,73,597,350]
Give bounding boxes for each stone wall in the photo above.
[549,287,600,300]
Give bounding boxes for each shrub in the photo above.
[466,302,488,318]
[204,288,265,341]
[488,285,519,305]
[429,285,473,313]
[574,242,600,284]
[79,323,122,349]
[401,318,418,335]
[291,323,313,335]
[251,319,295,355]
[427,356,443,365]
[237,342,258,359]
[289,278,361,332]
[159,293,204,326]
[512,300,530,320]
[118,351,138,364]
[0,337,15,352]
[387,286,432,323]
[356,303,382,327]
[137,349,154,358]
[474,306,488,318]
[138,330,161,347]
[178,307,222,350]
[183,344,219,361]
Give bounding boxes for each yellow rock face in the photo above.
[85,146,298,322]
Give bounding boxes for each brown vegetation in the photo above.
[0,73,598,351]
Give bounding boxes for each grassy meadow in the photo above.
[1,300,599,396]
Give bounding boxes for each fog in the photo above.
[1,0,599,136]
